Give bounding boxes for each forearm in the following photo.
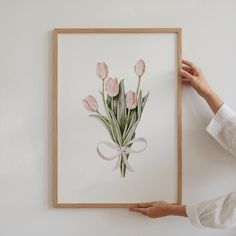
[169,205,187,217]
[204,90,224,114]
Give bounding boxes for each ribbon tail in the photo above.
[123,154,135,172]
[112,154,121,171]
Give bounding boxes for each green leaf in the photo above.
[116,79,127,130]
[89,113,115,142]
[122,110,137,140]
[141,91,149,112]
[123,117,140,146]
[123,92,149,145]
[106,94,112,109]
[116,100,120,120]
[113,97,117,116]
[108,107,122,145]
[90,113,109,124]
[137,90,142,120]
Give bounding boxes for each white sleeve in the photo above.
[186,104,236,228]
[186,192,236,228]
[206,104,236,156]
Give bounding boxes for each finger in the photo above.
[182,66,193,74]
[129,208,148,214]
[182,59,199,74]
[181,69,194,81]
[182,59,196,68]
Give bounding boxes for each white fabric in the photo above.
[186,104,236,228]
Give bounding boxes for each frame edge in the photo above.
[53,28,183,208]
[177,28,183,204]
[53,29,59,207]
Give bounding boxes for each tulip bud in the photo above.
[134,59,145,77]
[126,90,138,110]
[82,95,98,112]
[105,77,119,97]
[96,62,108,80]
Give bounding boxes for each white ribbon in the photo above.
[97,137,147,172]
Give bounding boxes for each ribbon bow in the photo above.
[97,137,147,172]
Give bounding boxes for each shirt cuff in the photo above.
[206,104,236,138]
[186,204,203,228]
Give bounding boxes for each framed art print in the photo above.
[53,28,182,208]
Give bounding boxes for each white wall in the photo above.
[0,0,236,235]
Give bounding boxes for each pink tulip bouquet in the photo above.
[82,59,149,177]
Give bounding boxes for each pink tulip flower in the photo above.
[105,77,119,97]
[82,95,98,112]
[96,62,108,80]
[126,90,138,110]
[134,59,145,77]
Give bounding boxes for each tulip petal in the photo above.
[82,99,93,112]
[134,59,145,77]
[105,77,119,97]
[97,62,108,80]
[82,95,98,112]
[126,90,138,110]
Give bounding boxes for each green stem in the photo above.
[96,110,116,142]
[111,97,114,112]
[136,76,141,96]
[101,80,117,143]
[102,80,110,117]
[96,110,109,126]
[96,111,117,142]
[122,109,131,140]
[121,155,126,177]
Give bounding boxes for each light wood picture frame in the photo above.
[53,28,182,208]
